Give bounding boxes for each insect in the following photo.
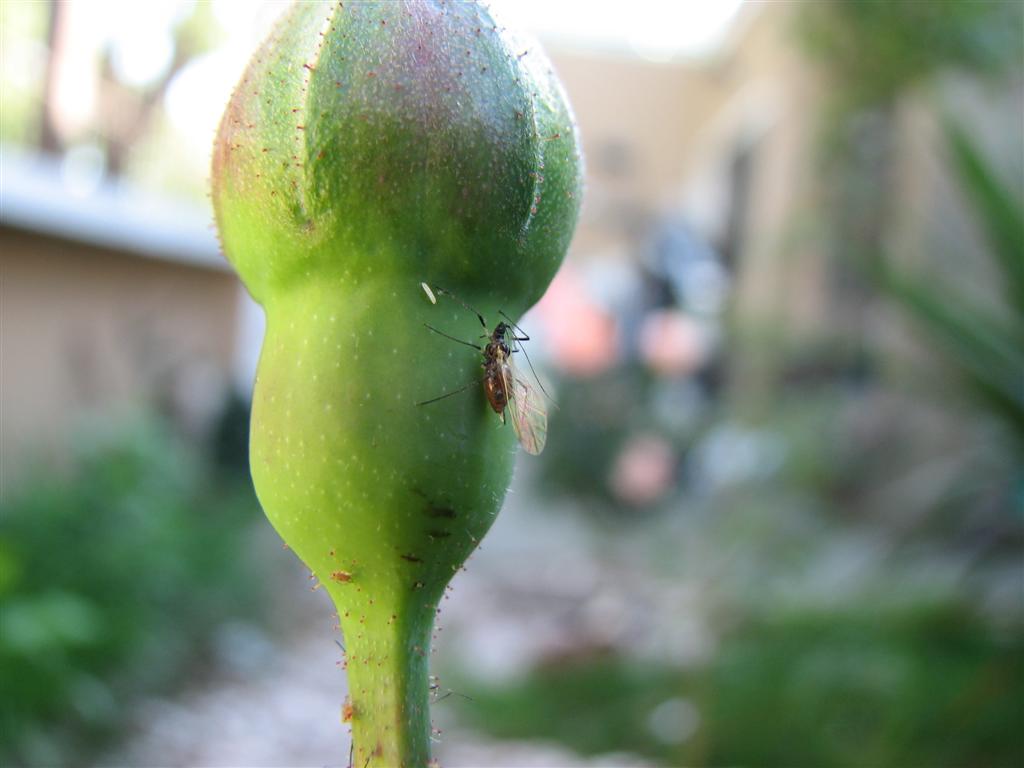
[418,284,549,455]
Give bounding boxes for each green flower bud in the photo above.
[211,1,581,764]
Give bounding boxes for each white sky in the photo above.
[489,0,744,61]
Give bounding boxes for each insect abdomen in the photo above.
[484,373,507,414]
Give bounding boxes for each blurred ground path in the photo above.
[101,466,660,767]
[99,626,353,767]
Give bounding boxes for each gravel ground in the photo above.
[100,627,352,767]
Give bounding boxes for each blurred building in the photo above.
[551,2,1022,393]
[0,149,243,486]
[552,6,823,309]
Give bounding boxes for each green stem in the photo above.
[338,592,434,768]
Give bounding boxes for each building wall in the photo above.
[547,4,830,339]
[669,4,832,406]
[548,49,725,259]
[545,4,831,404]
[1,227,241,485]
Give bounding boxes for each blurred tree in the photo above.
[38,0,63,154]
[798,0,1021,110]
[38,0,222,177]
[0,1,49,145]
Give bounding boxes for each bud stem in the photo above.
[338,593,435,768]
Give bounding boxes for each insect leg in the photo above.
[515,342,555,403]
[417,375,487,406]
[433,689,474,703]
[423,323,482,350]
[498,310,531,341]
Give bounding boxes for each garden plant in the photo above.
[211,1,582,765]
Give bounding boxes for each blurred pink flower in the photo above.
[610,433,676,507]
[536,266,618,376]
[639,309,707,376]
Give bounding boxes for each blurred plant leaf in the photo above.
[876,263,1024,437]
[945,122,1024,315]
[871,124,1024,448]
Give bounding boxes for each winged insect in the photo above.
[418,285,549,455]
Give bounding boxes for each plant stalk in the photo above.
[336,589,435,768]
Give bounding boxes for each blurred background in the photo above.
[1,1,1022,766]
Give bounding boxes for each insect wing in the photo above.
[501,361,547,455]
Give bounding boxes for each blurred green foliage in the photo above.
[455,601,1022,768]
[797,0,1023,109]
[0,418,270,766]
[874,124,1024,448]
[0,0,47,145]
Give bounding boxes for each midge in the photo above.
[418,283,548,455]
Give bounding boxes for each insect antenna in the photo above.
[434,286,488,331]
